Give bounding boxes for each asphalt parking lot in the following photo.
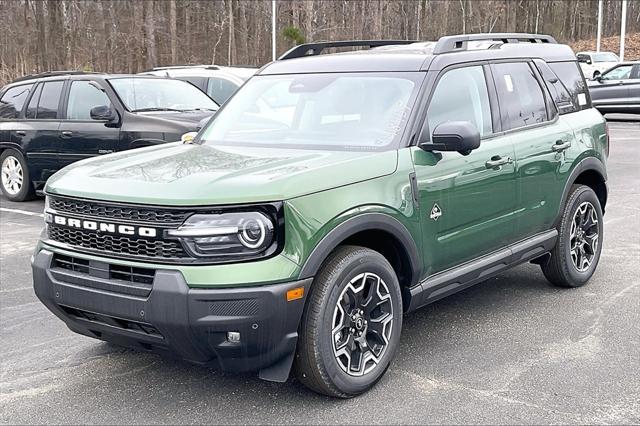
[1,119,639,424]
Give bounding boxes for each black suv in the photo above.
[0,72,218,201]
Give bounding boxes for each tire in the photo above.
[294,245,403,398]
[542,185,603,288]
[0,149,34,202]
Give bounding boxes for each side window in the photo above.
[207,77,239,104]
[534,60,576,114]
[0,84,33,119]
[66,81,111,120]
[427,66,492,138]
[577,54,591,64]
[36,81,64,119]
[548,61,590,110]
[631,65,640,80]
[601,65,633,81]
[25,84,43,119]
[492,62,548,130]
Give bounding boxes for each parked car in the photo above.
[587,61,640,114]
[0,72,218,201]
[33,34,608,398]
[140,65,257,105]
[576,51,620,79]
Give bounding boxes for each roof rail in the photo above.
[279,40,418,60]
[145,64,221,72]
[11,70,100,83]
[433,33,557,55]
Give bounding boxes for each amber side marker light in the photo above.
[286,287,304,302]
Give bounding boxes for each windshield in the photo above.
[198,72,423,151]
[593,53,619,63]
[109,78,219,112]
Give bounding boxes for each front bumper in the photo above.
[32,249,311,381]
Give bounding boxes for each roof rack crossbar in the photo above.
[279,40,418,60]
[433,33,557,55]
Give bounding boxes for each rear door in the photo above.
[58,80,120,168]
[18,80,64,183]
[490,61,576,237]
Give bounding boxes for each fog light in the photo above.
[227,331,241,343]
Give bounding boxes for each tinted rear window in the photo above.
[0,84,33,119]
[36,81,64,119]
[492,62,548,130]
[548,61,590,111]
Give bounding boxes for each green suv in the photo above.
[33,34,608,398]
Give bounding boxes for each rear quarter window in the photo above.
[547,61,591,112]
[0,84,33,119]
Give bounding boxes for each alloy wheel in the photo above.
[331,272,394,376]
[1,156,23,195]
[570,201,599,272]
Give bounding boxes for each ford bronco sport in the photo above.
[33,34,608,398]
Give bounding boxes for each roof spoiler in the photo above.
[279,40,418,60]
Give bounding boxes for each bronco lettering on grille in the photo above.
[47,214,157,238]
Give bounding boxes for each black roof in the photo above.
[261,33,576,75]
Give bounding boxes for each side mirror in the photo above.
[181,132,198,144]
[586,59,592,65]
[593,75,603,82]
[90,105,117,122]
[419,121,480,156]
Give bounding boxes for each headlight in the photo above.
[167,212,276,259]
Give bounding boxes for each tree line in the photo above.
[1,0,639,85]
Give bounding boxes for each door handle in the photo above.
[61,131,73,138]
[16,131,26,136]
[485,155,513,169]
[552,140,571,152]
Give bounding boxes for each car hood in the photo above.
[45,143,398,205]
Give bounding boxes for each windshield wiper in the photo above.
[131,107,185,112]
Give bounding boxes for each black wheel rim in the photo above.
[570,201,599,272]
[331,272,394,377]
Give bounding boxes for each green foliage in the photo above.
[282,26,305,45]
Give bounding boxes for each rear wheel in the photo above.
[1,149,34,202]
[294,245,402,398]
[542,185,603,287]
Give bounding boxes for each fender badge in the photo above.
[430,203,442,221]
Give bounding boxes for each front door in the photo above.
[413,65,518,276]
[58,80,119,168]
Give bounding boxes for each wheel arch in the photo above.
[557,157,608,224]
[298,213,422,308]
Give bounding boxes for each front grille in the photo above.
[49,196,192,225]
[48,226,187,259]
[53,254,155,285]
[52,254,156,297]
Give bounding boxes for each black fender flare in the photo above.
[298,212,422,288]
[556,157,608,224]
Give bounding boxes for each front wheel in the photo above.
[542,185,603,287]
[294,246,402,398]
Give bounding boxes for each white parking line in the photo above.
[0,207,44,218]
